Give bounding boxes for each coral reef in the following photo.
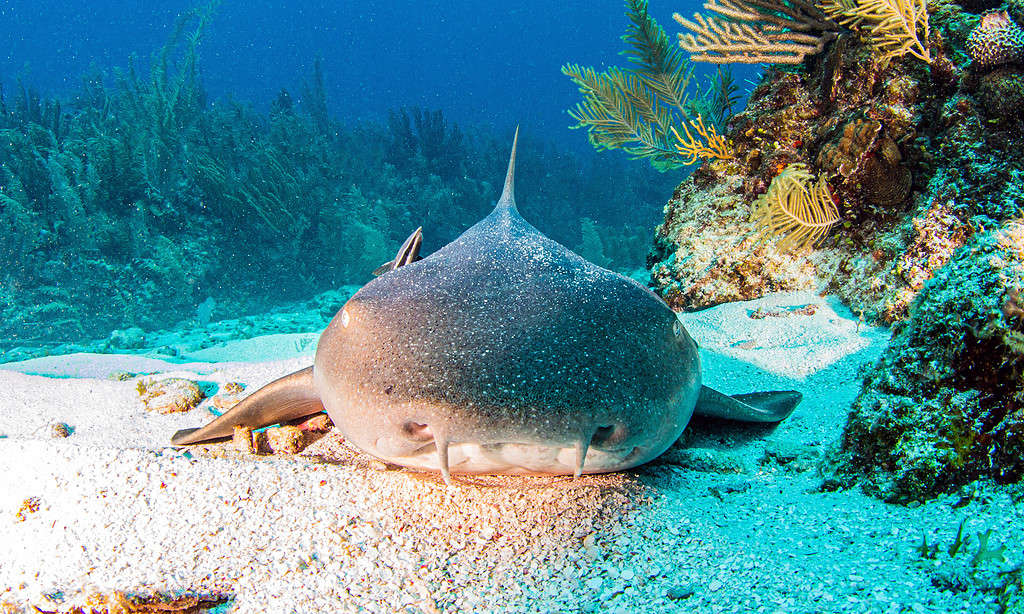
[824,224,1024,501]
[649,176,820,309]
[815,118,912,208]
[649,0,1024,320]
[976,67,1024,123]
[632,0,1024,500]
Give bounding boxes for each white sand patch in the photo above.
[177,333,319,363]
[681,291,888,381]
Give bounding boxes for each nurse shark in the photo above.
[172,130,800,484]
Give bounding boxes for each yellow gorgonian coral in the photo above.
[671,115,734,165]
[751,163,840,251]
[818,0,931,64]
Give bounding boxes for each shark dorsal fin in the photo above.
[497,126,519,211]
[372,226,423,276]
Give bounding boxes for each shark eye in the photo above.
[341,308,350,328]
[672,319,681,337]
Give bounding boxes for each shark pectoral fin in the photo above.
[694,386,802,423]
[170,366,325,446]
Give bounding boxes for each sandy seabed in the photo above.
[0,292,1019,613]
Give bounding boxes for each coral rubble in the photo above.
[137,378,206,414]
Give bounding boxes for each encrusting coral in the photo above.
[966,10,1024,68]
[815,118,912,210]
[823,223,1024,502]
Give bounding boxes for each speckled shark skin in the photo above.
[171,130,800,484]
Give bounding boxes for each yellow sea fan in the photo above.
[752,163,841,251]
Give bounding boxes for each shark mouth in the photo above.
[372,424,653,484]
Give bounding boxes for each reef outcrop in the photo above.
[649,5,1023,326]
[646,1,1024,499]
[824,225,1024,502]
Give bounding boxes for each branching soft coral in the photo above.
[563,0,738,170]
[674,0,839,64]
[819,0,931,64]
[671,115,734,164]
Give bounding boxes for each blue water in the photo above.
[0,0,762,356]
[0,0,752,145]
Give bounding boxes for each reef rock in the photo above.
[649,1,1024,324]
[824,224,1024,502]
[138,378,205,414]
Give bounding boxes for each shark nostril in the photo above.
[402,421,434,442]
[591,423,628,447]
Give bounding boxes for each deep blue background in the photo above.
[0,0,750,148]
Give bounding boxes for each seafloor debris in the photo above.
[14,496,41,522]
[47,422,72,438]
[264,426,305,455]
[44,590,231,614]
[749,304,818,319]
[232,425,256,454]
[208,382,246,410]
[293,413,333,433]
[202,415,333,458]
[136,379,205,414]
